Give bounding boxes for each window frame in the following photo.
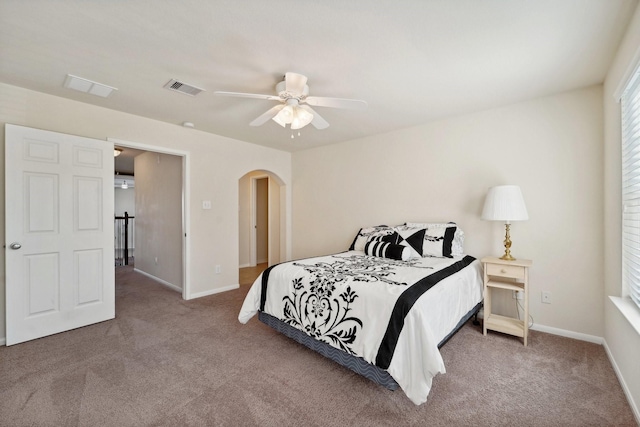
[621,65,640,310]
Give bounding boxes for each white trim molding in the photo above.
[134,268,182,293]
[529,323,603,344]
[603,339,640,425]
[610,296,640,337]
[189,284,240,299]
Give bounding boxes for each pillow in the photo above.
[395,226,426,259]
[364,240,410,261]
[421,226,456,258]
[349,225,398,251]
[405,222,464,257]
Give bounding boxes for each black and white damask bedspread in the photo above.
[238,251,483,405]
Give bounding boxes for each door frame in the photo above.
[108,138,191,300]
[250,174,269,267]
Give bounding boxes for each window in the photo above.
[621,66,640,310]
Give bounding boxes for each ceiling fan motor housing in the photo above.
[275,80,309,99]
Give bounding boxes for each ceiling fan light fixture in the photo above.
[273,105,294,126]
[272,111,287,127]
[217,72,365,131]
[291,107,313,130]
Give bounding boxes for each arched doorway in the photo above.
[238,170,285,269]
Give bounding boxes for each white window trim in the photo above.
[621,64,640,312]
[610,296,640,336]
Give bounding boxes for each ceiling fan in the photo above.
[214,72,367,130]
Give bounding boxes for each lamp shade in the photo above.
[481,185,528,222]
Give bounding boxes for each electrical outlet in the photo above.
[542,291,552,304]
[215,265,221,274]
[512,290,524,300]
[154,256,158,265]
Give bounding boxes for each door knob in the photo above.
[9,242,21,250]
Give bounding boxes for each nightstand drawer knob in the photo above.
[501,268,507,273]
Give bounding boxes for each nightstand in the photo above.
[481,257,532,346]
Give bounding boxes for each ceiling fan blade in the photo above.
[299,105,329,130]
[250,104,285,127]
[214,91,280,101]
[304,96,367,110]
[285,72,308,95]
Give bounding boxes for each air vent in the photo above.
[63,74,117,98]
[164,79,205,96]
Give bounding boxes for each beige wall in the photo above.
[0,82,292,341]
[604,3,640,418]
[238,173,252,267]
[134,152,183,289]
[293,85,604,337]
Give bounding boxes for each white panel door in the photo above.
[5,124,114,345]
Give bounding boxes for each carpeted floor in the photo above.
[0,265,636,426]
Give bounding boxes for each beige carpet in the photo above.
[0,266,636,426]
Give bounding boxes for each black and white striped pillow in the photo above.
[349,226,399,251]
[364,239,410,261]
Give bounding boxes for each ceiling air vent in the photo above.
[163,79,205,96]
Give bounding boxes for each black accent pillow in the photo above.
[364,240,409,261]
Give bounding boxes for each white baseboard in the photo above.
[0,337,5,346]
[478,309,604,344]
[603,339,640,425]
[133,268,182,293]
[239,263,250,269]
[257,258,268,264]
[188,283,239,299]
[530,323,603,344]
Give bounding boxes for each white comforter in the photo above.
[238,251,483,405]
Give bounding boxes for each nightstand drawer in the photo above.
[485,263,525,280]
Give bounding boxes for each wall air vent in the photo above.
[163,79,205,96]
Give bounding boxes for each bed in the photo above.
[238,223,484,405]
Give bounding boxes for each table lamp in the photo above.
[481,185,529,261]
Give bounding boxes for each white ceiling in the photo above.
[0,0,636,152]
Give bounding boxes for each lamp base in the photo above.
[501,223,516,261]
